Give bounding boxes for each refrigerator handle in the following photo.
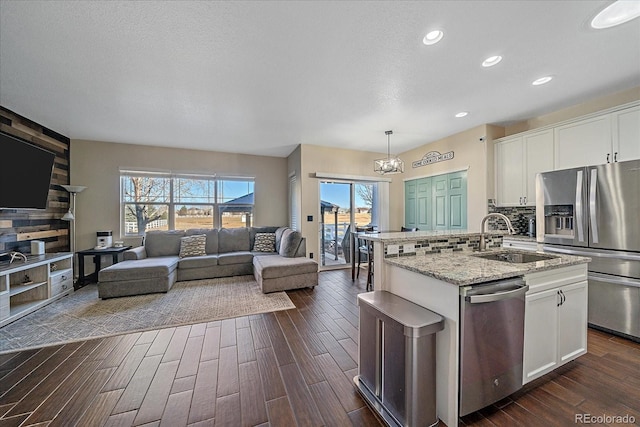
[589,168,599,244]
[575,170,585,242]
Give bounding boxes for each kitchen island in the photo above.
[356,230,591,426]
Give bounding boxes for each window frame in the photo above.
[120,170,255,236]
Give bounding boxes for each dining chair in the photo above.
[356,226,375,290]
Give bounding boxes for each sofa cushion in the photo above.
[145,230,186,257]
[186,228,219,254]
[274,226,289,252]
[253,233,276,252]
[179,234,207,258]
[218,228,251,253]
[218,251,254,265]
[99,256,179,282]
[253,255,318,279]
[279,229,303,258]
[178,254,219,270]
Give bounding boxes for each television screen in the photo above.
[0,131,56,210]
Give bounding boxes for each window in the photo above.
[121,171,254,236]
[289,173,299,230]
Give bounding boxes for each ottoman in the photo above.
[253,255,318,293]
[97,256,179,299]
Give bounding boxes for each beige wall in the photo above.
[71,140,288,251]
[70,86,640,264]
[390,125,498,233]
[297,144,390,262]
[505,86,640,135]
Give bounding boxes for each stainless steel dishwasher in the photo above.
[459,277,528,417]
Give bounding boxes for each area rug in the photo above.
[0,275,295,354]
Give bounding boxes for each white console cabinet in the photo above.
[0,253,73,328]
[522,264,588,384]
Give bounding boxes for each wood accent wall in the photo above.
[0,107,71,254]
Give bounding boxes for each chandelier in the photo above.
[374,130,404,174]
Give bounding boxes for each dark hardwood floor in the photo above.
[0,269,638,427]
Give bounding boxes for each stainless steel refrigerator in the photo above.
[536,159,640,341]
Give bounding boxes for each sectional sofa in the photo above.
[97,226,318,298]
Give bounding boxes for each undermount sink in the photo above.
[472,251,558,264]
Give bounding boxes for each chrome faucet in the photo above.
[479,213,516,251]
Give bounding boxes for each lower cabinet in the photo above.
[522,265,588,384]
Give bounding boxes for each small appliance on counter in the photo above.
[97,231,113,248]
[527,216,536,238]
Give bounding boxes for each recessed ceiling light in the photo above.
[482,55,502,67]
[591,0,640,29]
[532,76,553,86]
[455,112,468,118]
[423,30,444,45]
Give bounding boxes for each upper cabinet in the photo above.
[495,130,554,207]
[612,105,640,162]
[495,102,639,207]
[555,104,640,169]
[554,115,612,169]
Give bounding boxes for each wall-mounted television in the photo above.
[0,131,56,210]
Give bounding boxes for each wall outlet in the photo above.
[403,243,415,253]
[307,215,313,221]
[387,244,399,255]
[309,252,314,259]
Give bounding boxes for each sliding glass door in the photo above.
[319,181,377,269]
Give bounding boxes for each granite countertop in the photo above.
[357,229,507,243]
[385,248,590,286]
[503,235,537,242]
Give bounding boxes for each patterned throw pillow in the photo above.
[253,232,276,252]
[179,234,207,258]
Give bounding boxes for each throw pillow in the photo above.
[253,232,276,252]
[179,234,207,258]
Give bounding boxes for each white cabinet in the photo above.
[554,115,612,169]
[522,265,588,384]
[555,106,640,169]
[0,253,73,327]
[495,130,553,206]
[495,137,524,206]
[612,105,640,162]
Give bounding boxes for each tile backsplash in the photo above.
[384,234,503,258]
[487,199,536,236]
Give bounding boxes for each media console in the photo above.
[0,253,73,328]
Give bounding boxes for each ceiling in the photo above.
[1,1,639,158]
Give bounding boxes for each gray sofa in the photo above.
[98,226,318,299]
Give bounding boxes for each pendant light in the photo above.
[374,130,404,175]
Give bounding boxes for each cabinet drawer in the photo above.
[50,270,73,297]
[524,264,588,294]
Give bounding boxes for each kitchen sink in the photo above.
[472,251,558,263]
